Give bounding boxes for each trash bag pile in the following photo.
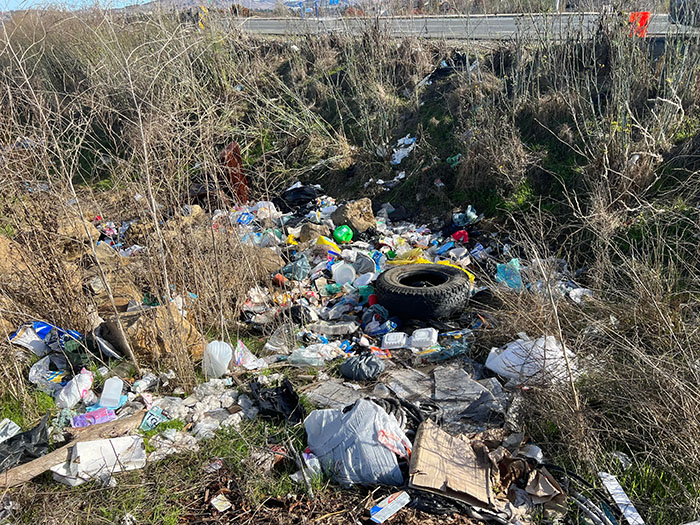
[1,180,638,525]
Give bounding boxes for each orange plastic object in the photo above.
[629,11,651,37]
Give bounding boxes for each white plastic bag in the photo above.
[203,341,233,379]
[55,368,94,409]
[305,399,411,487]
[485,333,579,384]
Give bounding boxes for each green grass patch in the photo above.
[0,390,55,430]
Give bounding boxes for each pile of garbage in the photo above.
[1,181,644,525]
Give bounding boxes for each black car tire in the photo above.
[375,264,471,320]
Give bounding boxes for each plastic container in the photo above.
[408,328,439,348]
[353,272,376,287]
[332,262,356,286]
[381,332,408,350]
[203,341,233,378]
[99,377,123,409]
[333,225,354,243]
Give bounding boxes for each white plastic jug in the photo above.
[99,377,123,409]
[332,262,356,286]
[203,341,233,378]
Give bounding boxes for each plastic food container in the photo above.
[408,328,439,348]
[381,332,408,350]
[332,262,357,286]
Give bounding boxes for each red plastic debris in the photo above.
[451,230,469,243]
[629,11,650,38]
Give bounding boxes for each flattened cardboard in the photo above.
[408,419,492,507]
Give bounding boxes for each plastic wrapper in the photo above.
[233,340,267,370]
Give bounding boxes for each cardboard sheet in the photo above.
[408,419,492,506]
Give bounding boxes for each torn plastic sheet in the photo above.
[0,419,21,445]
[390,135,417,165]
[433,368,505,424]
[305,379,363,409]
[28,356,66,395]
[0,414,49,474]
[384,368,432,403]
[305,399,411,487]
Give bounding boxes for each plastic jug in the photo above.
[333,225,354,243]
[332,262,356,286]
[99,377,123,409]
[203,341,233,378]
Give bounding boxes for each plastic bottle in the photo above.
[55,368,94,409]
[99,377,123,409]
[132,373,158,394]
[203,341,233,378]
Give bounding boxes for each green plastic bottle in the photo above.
[333,225,353,244]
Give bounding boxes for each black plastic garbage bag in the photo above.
[339,353,385,381]
[250,378,306,424]
[0,413,49,474]
[280,186,318,209]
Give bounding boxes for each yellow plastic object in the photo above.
[286,234,298,245]
[387,256,476,283]
[387,248,425,264]
[316,236,341,255]
[437,260,475,282]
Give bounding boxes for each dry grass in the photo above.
[0,7,699,523]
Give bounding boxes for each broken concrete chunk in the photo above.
[299,222,330,243]
[331,198,375,233]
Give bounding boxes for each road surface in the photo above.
[233,13,682,39]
